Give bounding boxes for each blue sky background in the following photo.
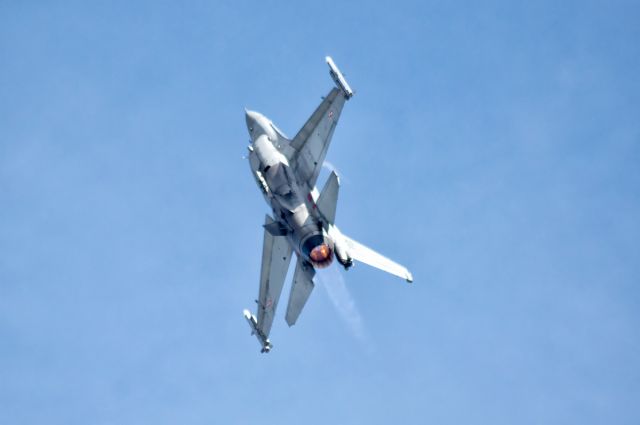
[1,1,639,424]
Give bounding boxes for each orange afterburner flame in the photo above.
[309,243,333,268]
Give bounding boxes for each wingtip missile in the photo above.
[243,309,272,353]
[326,56,353,99]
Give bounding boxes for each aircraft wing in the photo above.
[256,215,294,338]
[290,87,347,189]
[343,234,414,283]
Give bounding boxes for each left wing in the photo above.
[290,87,347,189]
[290,57,353,189]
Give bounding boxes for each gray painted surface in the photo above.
[243,58,412,351]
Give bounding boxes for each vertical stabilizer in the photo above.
[316,170,340,224]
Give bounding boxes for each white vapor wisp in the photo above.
[317,265,369,346]
[321,160,350,184]
[322,160,339,174]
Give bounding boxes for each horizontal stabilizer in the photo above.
[343,235,413,282]
[285,259,316,326]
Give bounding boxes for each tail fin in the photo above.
[316,171,340,224]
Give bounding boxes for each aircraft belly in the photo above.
[243,57,414,353]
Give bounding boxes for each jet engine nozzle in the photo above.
[301,234,334,268]
[310,243,332,265]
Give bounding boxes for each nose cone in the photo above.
[245,109,259,135]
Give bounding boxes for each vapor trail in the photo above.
[318,265,369,346]
[322,160,339,174]
[319,161,365,347]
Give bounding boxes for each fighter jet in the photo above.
[243,57,413,353]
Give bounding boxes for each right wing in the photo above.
[256,215,293,338]
[343,234,414,283]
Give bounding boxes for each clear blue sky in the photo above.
[1,1,639,424]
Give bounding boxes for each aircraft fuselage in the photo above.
[245,110,334,269]
[242,57,413,353]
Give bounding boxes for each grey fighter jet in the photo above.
[243,57,413,353]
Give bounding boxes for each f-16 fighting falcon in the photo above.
[243,57,413,352]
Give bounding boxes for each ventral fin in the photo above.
[263,220,288,236]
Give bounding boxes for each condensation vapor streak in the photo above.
[318,265,368,345]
